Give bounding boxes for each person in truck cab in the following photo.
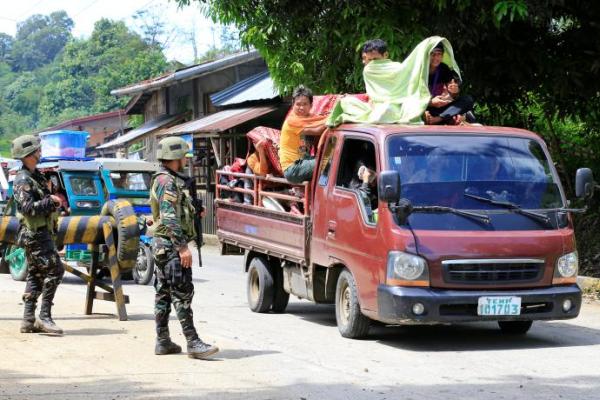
[350,160,378,223]
[424,42,475,125]
[279,85,328,184]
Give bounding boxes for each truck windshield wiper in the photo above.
[412,205,490,224]
[464,193,551,227]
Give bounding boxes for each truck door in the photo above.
[323,136,383,312]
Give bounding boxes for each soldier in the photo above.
[11,135,64,335]
[150,136,219,359]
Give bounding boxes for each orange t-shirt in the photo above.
[279,112,327,171]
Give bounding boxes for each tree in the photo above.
[0,33,13,63]
[131,5,179,52]
[10,11,74,71]
[178,0,600,119]
[38,19,168,121]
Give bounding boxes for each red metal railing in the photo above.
[215,170,310,215]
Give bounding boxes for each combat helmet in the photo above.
[11,135,41,159]
[157,136,190,160]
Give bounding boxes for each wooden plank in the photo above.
[93,292,130,303]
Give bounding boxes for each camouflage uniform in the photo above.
[14,167,64,333]
[150,167,199,342]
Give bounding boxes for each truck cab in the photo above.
[216,124,594,338]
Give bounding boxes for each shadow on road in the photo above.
[285,302,336,327]
[212,348,280,360]
[1,368,598,400]
[281,302,600,351]
[64,328,126,336]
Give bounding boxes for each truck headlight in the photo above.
[387,251,429,286]
[557,251,578,277]
[553,251,578,284]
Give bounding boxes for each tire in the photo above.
[133,244,154,285]
[335,269,370,338]
[6,245,28,281]
[247,257,275,313]
[101,200,140,271]
[270,259,289,313]
[498,320,533,335]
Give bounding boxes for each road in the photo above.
[1,246,600,400]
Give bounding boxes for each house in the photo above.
[98,50,275,161]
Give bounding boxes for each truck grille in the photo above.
[442,259,545,285]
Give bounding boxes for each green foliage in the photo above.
[11,11,74,71]
[0,13,169,157]
[0,33,13,62]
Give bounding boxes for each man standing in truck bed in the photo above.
[12,135,64,335]
[150,136,219,359]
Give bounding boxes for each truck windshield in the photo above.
[109,172,152,191]
[387,135,564,210]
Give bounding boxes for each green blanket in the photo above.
[327,36,461,126]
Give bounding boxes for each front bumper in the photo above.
[377,284,581,324]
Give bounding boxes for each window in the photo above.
[335,138,378,224]
[70,177,98,196]
[317,136,337,186]
[109,172,152,191]
[387,134,563,209]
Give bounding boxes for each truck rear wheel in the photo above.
[271,262,289,313]
[247,257,274,313]
[335,270,370,338]
[498,320,533,334]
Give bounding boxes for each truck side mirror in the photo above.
[575,168,594,199]
[378,170,401,203]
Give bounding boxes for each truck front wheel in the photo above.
[498,320,533,334]
[335,270,370,338]
[247,257,274,313]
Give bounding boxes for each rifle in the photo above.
[185,174,203,268]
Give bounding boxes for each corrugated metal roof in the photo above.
[160,106,277,136]
[210,71,279,107]
[97,113,185,149]
[111,50,262,97]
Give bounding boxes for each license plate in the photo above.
[477,296,521,316]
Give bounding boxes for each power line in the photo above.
[16,0,46,19]
[73,0,101,18]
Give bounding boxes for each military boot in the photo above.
[34,299,63,335]
[154,327,181,355]
[20,299,40,333]
[155,338,182,355]
[187,338,219,359]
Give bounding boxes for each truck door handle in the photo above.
[327,221,336,237]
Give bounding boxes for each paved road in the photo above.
[1,246,600,400]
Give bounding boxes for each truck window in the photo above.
[317,136,337,186]
[70,176,98,196]
[335,138,378,224]
[387,134,563,210]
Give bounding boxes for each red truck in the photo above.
[215,124,594,338]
